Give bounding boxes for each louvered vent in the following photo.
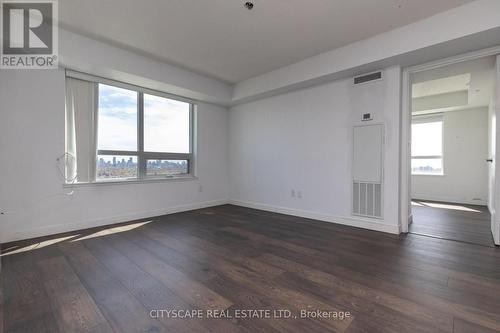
[354,71,382,85]
[353,182,382,218]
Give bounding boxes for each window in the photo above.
[411,115,443,175]
[144,93,190,154]
[65,72,194,184]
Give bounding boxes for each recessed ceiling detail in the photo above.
[411,57,495,115]
[412,74,471,99]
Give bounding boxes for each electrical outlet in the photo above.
[199,185,204,193]
[297,191,302,199]
[291,190,296,198]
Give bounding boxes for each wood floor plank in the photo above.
[2,204,500,333]
[143,224,284,279]
[83,236,237,333]
[289,251,500,331]
[37,256,112,333]
[221,226,320,256]
[258,253,452,332]
[58,241,168,333]
[5,313,60,333]
[453,317,500,333]
[2,253,60,333]
[108,233,233,311]
[136,223,352,332]
[278,271,449,333]
[200,255,353,332]
[410,201,494,247]
[447,276,500,302]
[207,275,331,333]
[107,233,248,333]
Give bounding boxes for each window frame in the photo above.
[68,70,196,183]
[411,114,444,176]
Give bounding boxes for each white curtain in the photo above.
[65,77,95,183]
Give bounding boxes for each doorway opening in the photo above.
[405,55,497,247]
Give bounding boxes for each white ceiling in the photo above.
[59,0,475,83]
[412,74,471,99]
[411,56,495,115]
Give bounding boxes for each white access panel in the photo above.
[352,124,384,183]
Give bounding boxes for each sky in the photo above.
[411,120,442,156]
[411,120,443,173]
[97,84,190,153]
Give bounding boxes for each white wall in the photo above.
[411,108,489,205]
[0,69,229,243]
[228,66,402,234]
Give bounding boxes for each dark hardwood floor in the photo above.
[2,204,500,332]
[410,200,495,247]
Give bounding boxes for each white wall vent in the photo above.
[352,124,384,219]
[353,182,382,218]
[354,71,382,85]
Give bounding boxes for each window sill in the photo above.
[63,175,198,188]
[411,173,445,177]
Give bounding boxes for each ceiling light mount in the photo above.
[244,2,254,10]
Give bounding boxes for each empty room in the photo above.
[1,1,500,333]
[410,57,496,247]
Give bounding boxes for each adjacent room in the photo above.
[409,57,496,247]
[2,1,500,332]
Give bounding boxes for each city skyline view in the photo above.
[96,156,188,179]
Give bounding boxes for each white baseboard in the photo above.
[1,199,228,244]
[229,199,400,235]
[493,221,500,246]
[488,203,495,216]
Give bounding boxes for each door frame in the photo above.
[400,45,500,235]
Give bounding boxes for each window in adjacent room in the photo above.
[411,115,444,175]
[65,72,195,184]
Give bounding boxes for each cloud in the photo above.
[97,86,190,153]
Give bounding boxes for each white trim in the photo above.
[400,68,411,233]
[492,221,500,245]
[66,69,197,105]
[411,113,444,123]
[0,199,228,244]
[400,45,500,234]
[229,200,400,235]
[64,175,198,188]
[404,46,500,75]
